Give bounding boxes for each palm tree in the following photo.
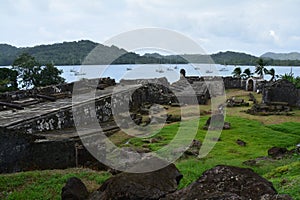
[280,72,294,82]
[241,68,253,79]
[265,68,276,81]
[255,58,268,79]
[232,67,242,78]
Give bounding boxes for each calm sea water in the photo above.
[1,64,300,84]
[56,64,300,83]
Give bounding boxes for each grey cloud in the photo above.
[1,0,300,55]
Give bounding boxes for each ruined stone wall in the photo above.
[6,84,172,134]
[262,81,299,107]
[0,78,115,103]
[222,77,242,89]
[0,128,34,173]
[6,95,115,134]
[119,77,169,86]
[0,128,106,173]
[297,89,300,107]
[0,83,73,103]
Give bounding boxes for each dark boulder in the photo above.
[61,177,88,200]
[236,139,246,147]
[203,114,231,130]
[184,139,202,156]
[223,122,231,130]
[89,163,182,200]
[268,147,288,159]
[164,165,286,200]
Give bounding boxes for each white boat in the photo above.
[206,64,213,73]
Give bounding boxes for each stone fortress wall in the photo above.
[0,76,255,173]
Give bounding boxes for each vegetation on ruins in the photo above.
[265,68,277,81]
[232,67,242,78]
[255,58,268,79]
[241,68,253,79]
[280,72,300,88]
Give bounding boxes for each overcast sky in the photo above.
[1,0,300,56]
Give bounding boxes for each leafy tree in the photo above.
[241,68,253,79]
[12,53,64,88]
[232,67,242,78]
[39,63,65,87]
[12,53,41,88]
[255,58,268,79]
[0,68,18,92]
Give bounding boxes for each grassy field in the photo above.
[0,89,299,199]
[0,169,110,200]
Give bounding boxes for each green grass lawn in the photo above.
[0,114,299,199]
[0,169,110,200]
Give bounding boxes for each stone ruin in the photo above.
[244,79,300,116]
[0,75,243,173]
[262,79,300,107]
[226,97,249,107]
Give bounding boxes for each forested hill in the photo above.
[1,40,300,66]
[211,51,258,65]
[0,44,20,66]
[0,40,127,66]
[261,52,300,60]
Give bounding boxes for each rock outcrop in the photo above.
[164,165,291,200]
[61,177,89,200]
[62,165,292,200]
[89,163,182,200]
[268,147,288,159]
[203,114,231,130]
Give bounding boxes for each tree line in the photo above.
[1,41,300,66]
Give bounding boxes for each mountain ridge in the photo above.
[1,40,300,66]
[261,52,300,60]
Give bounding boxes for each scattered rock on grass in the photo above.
[164,165,291,200]
[89,163,182,200]
[184,139,202,156]
[61,177,88,200]
[268,147,288,159]
[236,139,247,146]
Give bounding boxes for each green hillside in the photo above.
[1,40,300,66]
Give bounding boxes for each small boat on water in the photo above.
[194,67,201,70]
[219,67,229,71]
[167,67,173,71]
[126,67,132,71]
[156,68,164,73]
[206,64,213,73]
[74,71,86,76]
[174,66,178,69]
[205,70,213,74]
[70,68,77,73]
